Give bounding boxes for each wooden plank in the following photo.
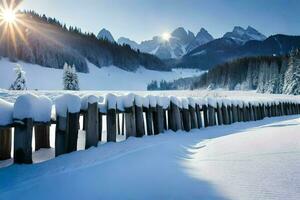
[65,112,80,153]
[182,108,191,132]
[189,105,198,129]
[208,105,216,126]
[55,116,67,157]
[216,103,223,126]
[145,108,153,135]
[125,106,136,138]
[171,102,182,131]
[221,104,229,125]
[107,108,117,142]
[0,128,12,160]
[135,105,145,137]
[34,125,50,151]
[85,102,99,149]
[232,105,238,123]
[14,118,33,164]
[202,105,209,127]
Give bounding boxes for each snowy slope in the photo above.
[0,59,203,90]
[0,115,300,199]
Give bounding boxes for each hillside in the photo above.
[0,11,166,73]
[192,50,300,95]
[0,58,201,90]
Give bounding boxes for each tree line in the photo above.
[191,49,300,95]
[0,11,167,73]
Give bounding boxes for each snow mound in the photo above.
[13,94,52,122]
[55,94,81,117]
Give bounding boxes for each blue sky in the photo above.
[20,0,300,42]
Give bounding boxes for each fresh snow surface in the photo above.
[0,58,203,90]
[0,115,300,199]
[13,94,52,122]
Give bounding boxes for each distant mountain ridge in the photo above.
[173,34,300,70]
[98,26,267,60]
[98,27,214,59]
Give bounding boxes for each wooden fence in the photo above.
[1,93,300,164]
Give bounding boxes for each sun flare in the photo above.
[162,32,171,41]
[1,8,16,23]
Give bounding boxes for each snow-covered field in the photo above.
[0,115,300,200]
[0,58,203,90]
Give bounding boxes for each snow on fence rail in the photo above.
[0,93,300,164]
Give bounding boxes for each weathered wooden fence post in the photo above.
[85,96,99,149]
[202,104,209,127]
[14,118,33,164]
[222,102,230,125]
[181,98,191,132]
[65,111,80,153]
[216,102,223,126]
[106,94,117,142]
[55,94,81,156]
[55,115,67,157]
[135,96,145,137]
[188,98,198,129]
[124,94,136,138]
[195,103,203,128]
[0,99,13,161]
[0,127,12,160]
[170,97,182,131]
[232,103,238,123]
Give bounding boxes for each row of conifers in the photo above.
[0,93,299,164]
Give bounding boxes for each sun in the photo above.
[1,8,16,23]
[162,32,171,41]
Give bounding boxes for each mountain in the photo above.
[117,27,213,59]
[173,34,300,70]
[187,28,214,52]
[0,11,167,73]
[97,28,115,42]
[118,37,139,50]
[223,26,266,44]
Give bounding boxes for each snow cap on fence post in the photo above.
[0,98,14,126]
[55,94,81,117]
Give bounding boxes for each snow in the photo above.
[13,94,52,122]
[54,94,81,117]
[0,115,300,199]
[0,58,203,91]
[81,95,99,110]
[0,99,13,126]
[105,93,117,109]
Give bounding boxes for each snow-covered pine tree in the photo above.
[283,49,300,95]
[63,63,80,90]
[9,64,27,90]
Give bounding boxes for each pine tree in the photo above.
[9,64,27,90]
[283,49,300,95]
[63,63,80,90]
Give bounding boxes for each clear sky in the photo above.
[19,0,300,43]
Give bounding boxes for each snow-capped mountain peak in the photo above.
[223,26,266,44]
[187,28,214,52]
[97,28,115,42]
